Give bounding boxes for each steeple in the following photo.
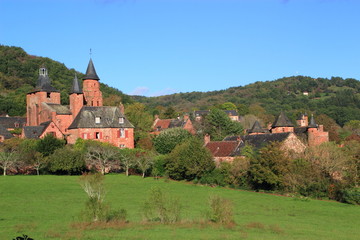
[70,73,82,94]
[83,58,100,80]
[248,121,269,135]
[308,114,317,128]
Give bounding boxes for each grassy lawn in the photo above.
[0,175,359,239]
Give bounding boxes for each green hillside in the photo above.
[0,175,359,240]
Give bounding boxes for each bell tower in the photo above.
[82,59,103,106]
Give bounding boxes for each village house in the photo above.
[205,111,328,163]
[22,59,134,148]
[193,109,240,122]
[151,114,196,135]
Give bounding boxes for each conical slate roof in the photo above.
[83,58,100,80]
[248,121,269,134]
[308,114,318,128]
[272,112,294,127]
[31,68,59,93]
[70,73,82,94]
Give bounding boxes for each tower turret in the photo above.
[69,73,84,119]
[82,59,103,106]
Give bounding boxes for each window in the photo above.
[83,133,88,139]
[95,117,101,124]
[120,128,125,138]
[119,144,125,148]
[95,132,101,139]
[119,117,124,124]
[47,92,51,98]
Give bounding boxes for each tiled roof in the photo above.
[153,119,172,130]
[194,110,210,116]
[0,125,13,139]
[272,112,294,127]
[68,106,134,129]
[43,103,71,115]
[224,110,238,116]
[0,117,26,129]
[205,141,241,157]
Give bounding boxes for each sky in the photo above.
[1,0,360,97]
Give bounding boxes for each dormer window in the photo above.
[95,117,101,124]
[119,117,124,124]
[47,92,51,98]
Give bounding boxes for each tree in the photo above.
[0,150,18,176]
[248,142,291,191]
[316,114,341,142]
[204,108,243,141]
[36,134,65,157]
[219,102,237,110]
[153,128,192,154]
[48,146,85,175]
[118,148,137,176]
[136,150,155,178]
[165,138,215,180]
[85,141,119,175]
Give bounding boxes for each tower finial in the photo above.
[90,48,92,57]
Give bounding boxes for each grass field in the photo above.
[0,175,359,240]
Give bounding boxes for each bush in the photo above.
[206,195,234,224]
[198,169,226,187]
[48,146,85,175]
[151,155,167,178]
[153,128,192,154]
[105,209,128,222]
[142,187,181,223]
[341,187,360,205]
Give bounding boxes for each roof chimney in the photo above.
[204,134,211,145]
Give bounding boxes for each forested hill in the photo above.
[0,45,132,116]
[1,45,360,127]
[134,75,360,126]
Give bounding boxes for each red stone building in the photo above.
[22,59,134,148]
[151,114,195,135]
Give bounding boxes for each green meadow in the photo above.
[0,175,359,240]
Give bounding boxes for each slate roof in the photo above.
[248,121,270,134]
[83,58,100,80]
[68,106,134,129]
[42,103,71,115]
[308,115,318,128]
[272,112,294,127]
[205,141,241,157]
[224,132,292,151]
[0,124,14,139]
[224,110,239,116]
[23,121,51,139]
[194,110,210,117]
[153,118,188,131]
[70,73,82,94]
[0,117,26,129]
[30,68,59,93]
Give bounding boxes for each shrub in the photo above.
[153,128,192,154]
[48,146,85,175]
[105,209,128,222]
[341,187,360,205]
[206,195,234,224]
[198,169,226,186]
[151,154,167,178]
[142,187,181,223]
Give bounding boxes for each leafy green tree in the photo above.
[165,138,215,180]
[36,134,66,157]
[219,102,237,110]
[162,106,177,119]
[204,108,243,141]
[248,142,291,191]
[153,128,192,154]
[48,146,85,175]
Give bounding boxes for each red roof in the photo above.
[205,141,239,157]
[153,119,172,131]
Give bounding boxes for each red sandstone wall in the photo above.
[27,92,60,126]
[83,79,103,106]
[271,127,294,133]
[67,128,134,148]
[308,130,329,146]
[39,122,64,139]
[69,93,84,118]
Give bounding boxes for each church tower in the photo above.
[82,59,103,106]
[26,67,60,126]
[69,73,84,119]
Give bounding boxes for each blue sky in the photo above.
[1,0,359,96]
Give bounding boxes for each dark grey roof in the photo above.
[70,73,82,94]
[169,119,187,128]
[308,115,318,128]
[83,58,100,80]
[248,121,269,134]
[0,124,13,139]
[224,132,291,151]
[294,127,307,134]
[0,117,26,129]
[194,110,210,116]
[68,106,134,129]
[43,103,71,115]
[224,110,238,116]
[30,68,59,93]
[22,121,51,139]
[297,113,308,120]
[272,112,294,127]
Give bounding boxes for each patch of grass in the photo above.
[0,175,359,239]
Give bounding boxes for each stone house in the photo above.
[22,59,134,148]
[193,109,240,122]
[151,114,195,135]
